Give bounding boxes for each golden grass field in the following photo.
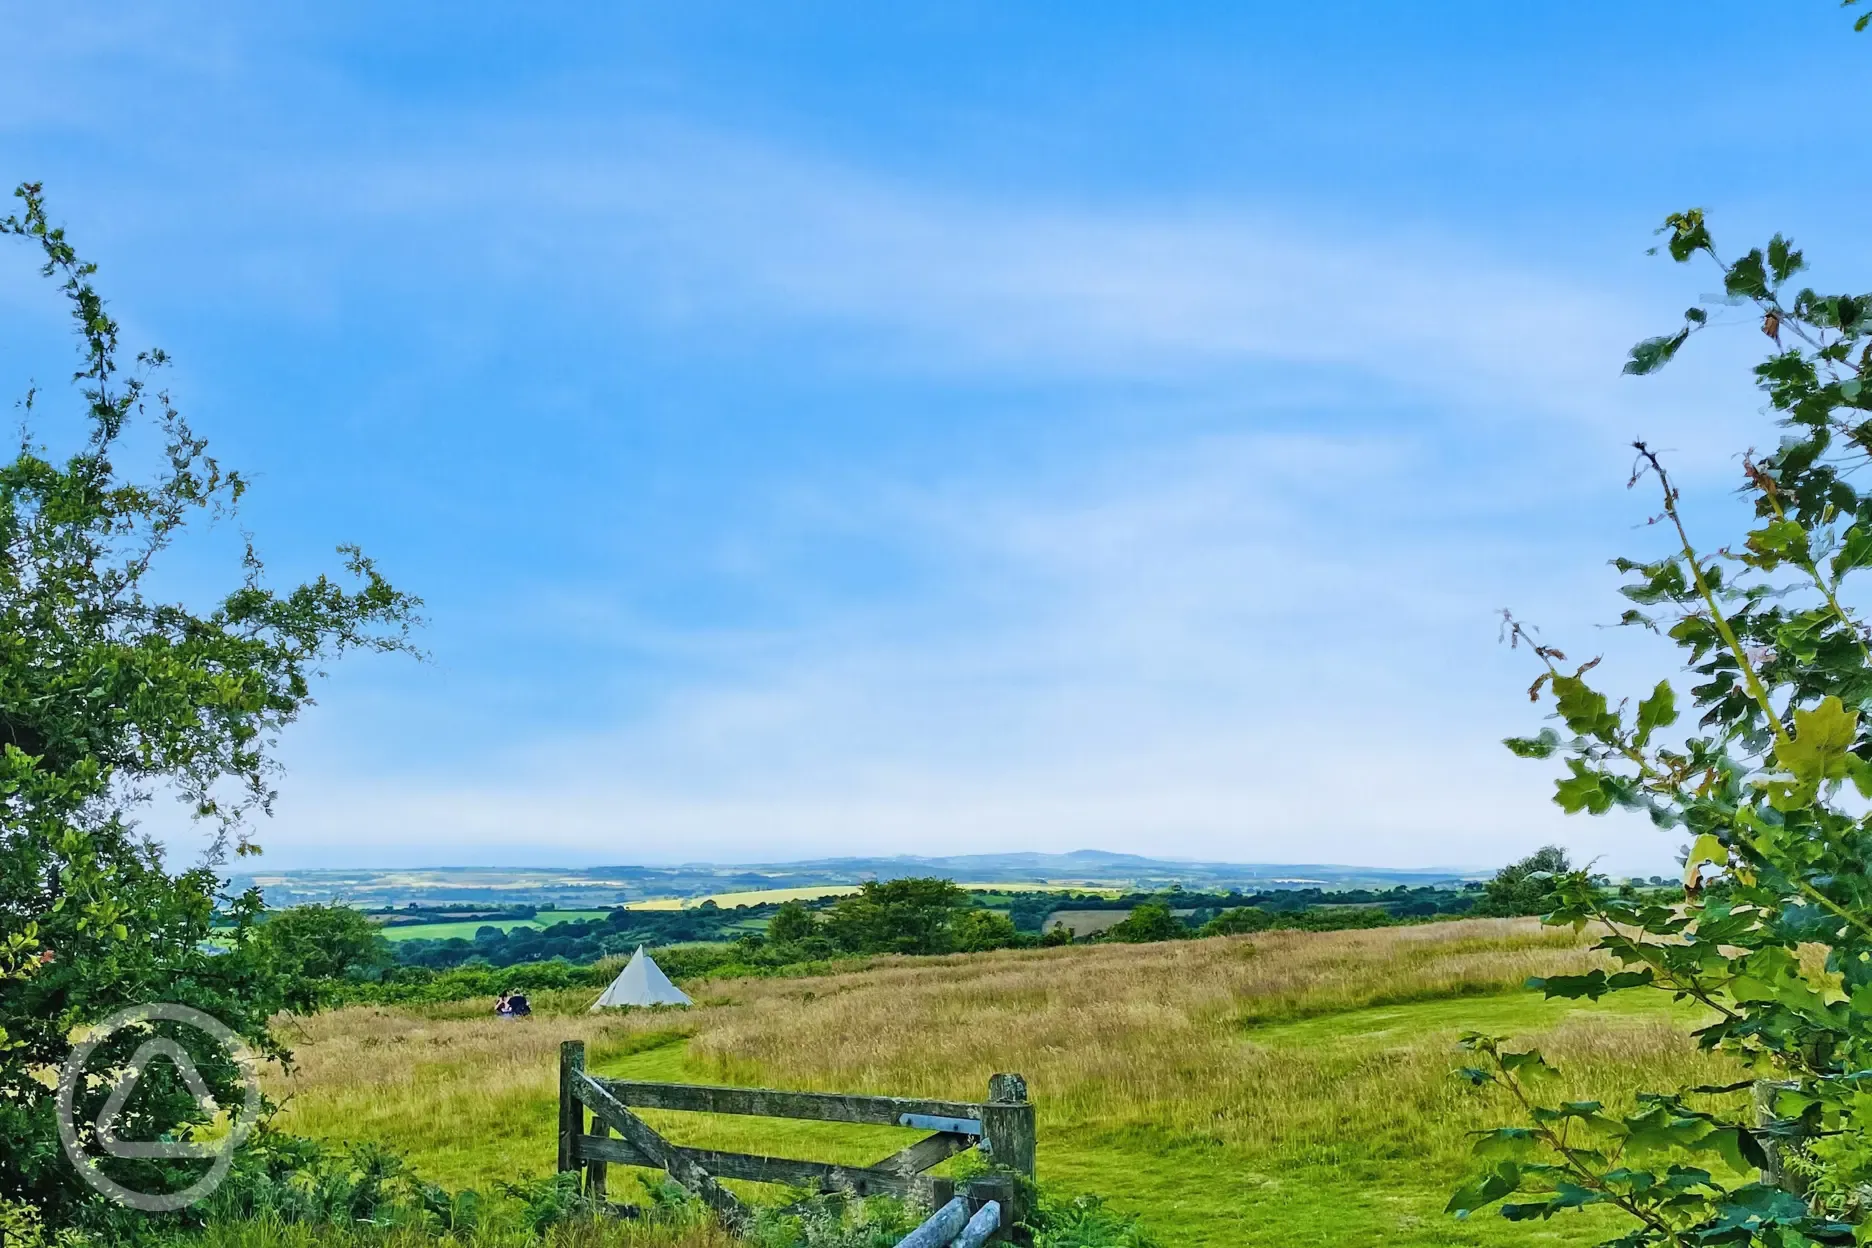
[267,919,1741,1247]
[623,887,863,911]
[623,883,1116,910]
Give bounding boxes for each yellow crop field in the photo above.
[623,886,863,910]
[624,882,1117,911]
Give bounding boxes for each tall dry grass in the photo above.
[682,919,1733,1168]
[269,1003,690,1182]
[688,918,1605,1092]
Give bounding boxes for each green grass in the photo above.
[575,993,1705,1248]
[1038,992,1722,1248]
[377,912,613,942]
[1243,983,1705,1049]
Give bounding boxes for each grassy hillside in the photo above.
[263,919,1740,1247]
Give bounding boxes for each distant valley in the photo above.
[232,850,1485,909]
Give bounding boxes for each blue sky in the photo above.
[2,3,1862,873]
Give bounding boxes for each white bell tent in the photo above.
[591,945,693,1010]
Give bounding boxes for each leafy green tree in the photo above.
[1199,906,1274,937]
[1103,902,1185,944]
[766,901,819,945]
[822,878,968,955]
[250,905,392,1012]
[0,184,418,1220]
[950,908,1020,953]
[1454,206,1872,1242]
[1472,845,1571,917]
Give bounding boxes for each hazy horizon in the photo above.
[223,847,1514,879]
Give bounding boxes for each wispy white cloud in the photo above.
[7,92,1746,471]
[266,123,1753,450]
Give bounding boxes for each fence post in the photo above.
[587,1115,609,1201]
[559,1041,585,1179]
[966,1174,1016,1245]
[1754,1079,1807,1196]
[982,1073,1035,1239]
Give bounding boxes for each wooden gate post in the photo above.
[982,1073,1035,1180]
[559,1041,585,1178]
[965,1174,1016,1245]
[982,1072,1035,1239]
[550,1050,1034,1231]
[587,1116,609,1201]
[1754,1079,1807,1196]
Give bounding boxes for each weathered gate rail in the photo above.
[895,1193,1003,1248]
[557,1041,1034,1241]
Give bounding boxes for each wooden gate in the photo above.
[556,1041,1034,1239]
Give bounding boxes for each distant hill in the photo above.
[231,852,1484,908]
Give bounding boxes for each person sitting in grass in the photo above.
[506,991,531,1017]
[494,991,512,1018]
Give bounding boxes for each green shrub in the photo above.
[1458,184,1872,1239]
[1270,907,1394,932]
[0,1198,88,1248]
[1030,1189,1159,1248]
[765,903,818,945]
[1101,903,1186,944]
[327,960,610,1008]
[951,909,1021,953]
[1198,906,1274,936]
[744,1192,918,1248]
[821,880,970,956]
[1469,845,1571,918]
[250,907,394,1012]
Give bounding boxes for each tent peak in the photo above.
[592,946,692,1011]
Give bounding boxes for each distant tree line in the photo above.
[289,881,1497,980]
[1097,882,1478,927]
[258,853,1616,1009]
[366,902,537,928]
[385,901,761,969]
[1075,859,1619,945]
[729,878,1038,965]
[381,882,1096,971]
[993,890,1124,932]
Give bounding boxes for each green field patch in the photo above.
[377,910,613,942]
[1038,1125,1625,1248]
[1245,985,1713,1049]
